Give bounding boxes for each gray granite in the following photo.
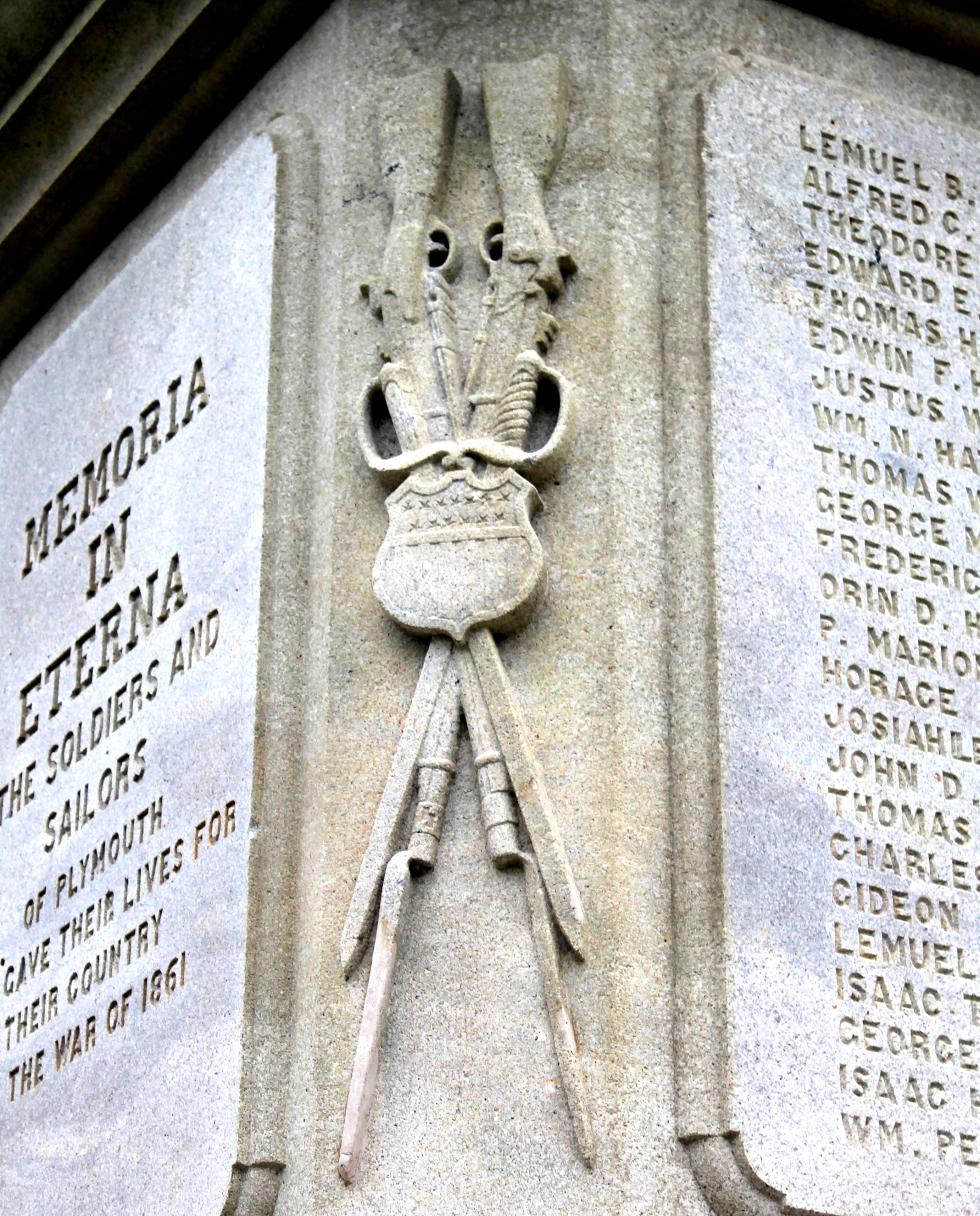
[671,55,980,1216]
[7,3,980,1216]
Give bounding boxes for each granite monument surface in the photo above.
[4,3,980,1215]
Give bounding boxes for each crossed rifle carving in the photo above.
[339,56,593,1183]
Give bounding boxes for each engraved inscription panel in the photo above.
[704,64,980,1213]
[0,137,276,1213]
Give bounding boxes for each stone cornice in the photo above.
[0,0,330,358]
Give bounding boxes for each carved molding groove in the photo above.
[221,1164,284,1216]
[219,112,319,1216]
[687,1138,794,1216]
[662,54,796,1216]
[336,56,591,1184]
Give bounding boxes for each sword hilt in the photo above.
[423,252,467,441]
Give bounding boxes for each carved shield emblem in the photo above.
[373,465,544,641]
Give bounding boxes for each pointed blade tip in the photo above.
[553,902,586,962]
[337,1151,357,1185]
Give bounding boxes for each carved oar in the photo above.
[338,850,413,1184]
[339,657,461,1182]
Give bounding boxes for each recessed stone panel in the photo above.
[672,58,980,1215]
[0,126,313,1216]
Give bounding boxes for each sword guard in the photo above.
[358,354,575,488]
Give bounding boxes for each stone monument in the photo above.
[2,3,980,1215]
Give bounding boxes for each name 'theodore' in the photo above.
[16,555,187,746]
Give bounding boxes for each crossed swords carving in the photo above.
[338,56,593,1183]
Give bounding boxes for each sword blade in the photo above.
[341,637,452,976]
[522,851,595,1167]
[338,851,414,1184]
[467,626,585,959]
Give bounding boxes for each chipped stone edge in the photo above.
[219,113,320,1216]
[662,51,827,1216]
[221,1163,285,1216]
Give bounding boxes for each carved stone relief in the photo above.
[337,56,592,1184]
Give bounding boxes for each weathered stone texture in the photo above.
[671,55,980,1216]
[1,2,980,1215]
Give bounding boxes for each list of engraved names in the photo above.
[799,117,980,1171]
